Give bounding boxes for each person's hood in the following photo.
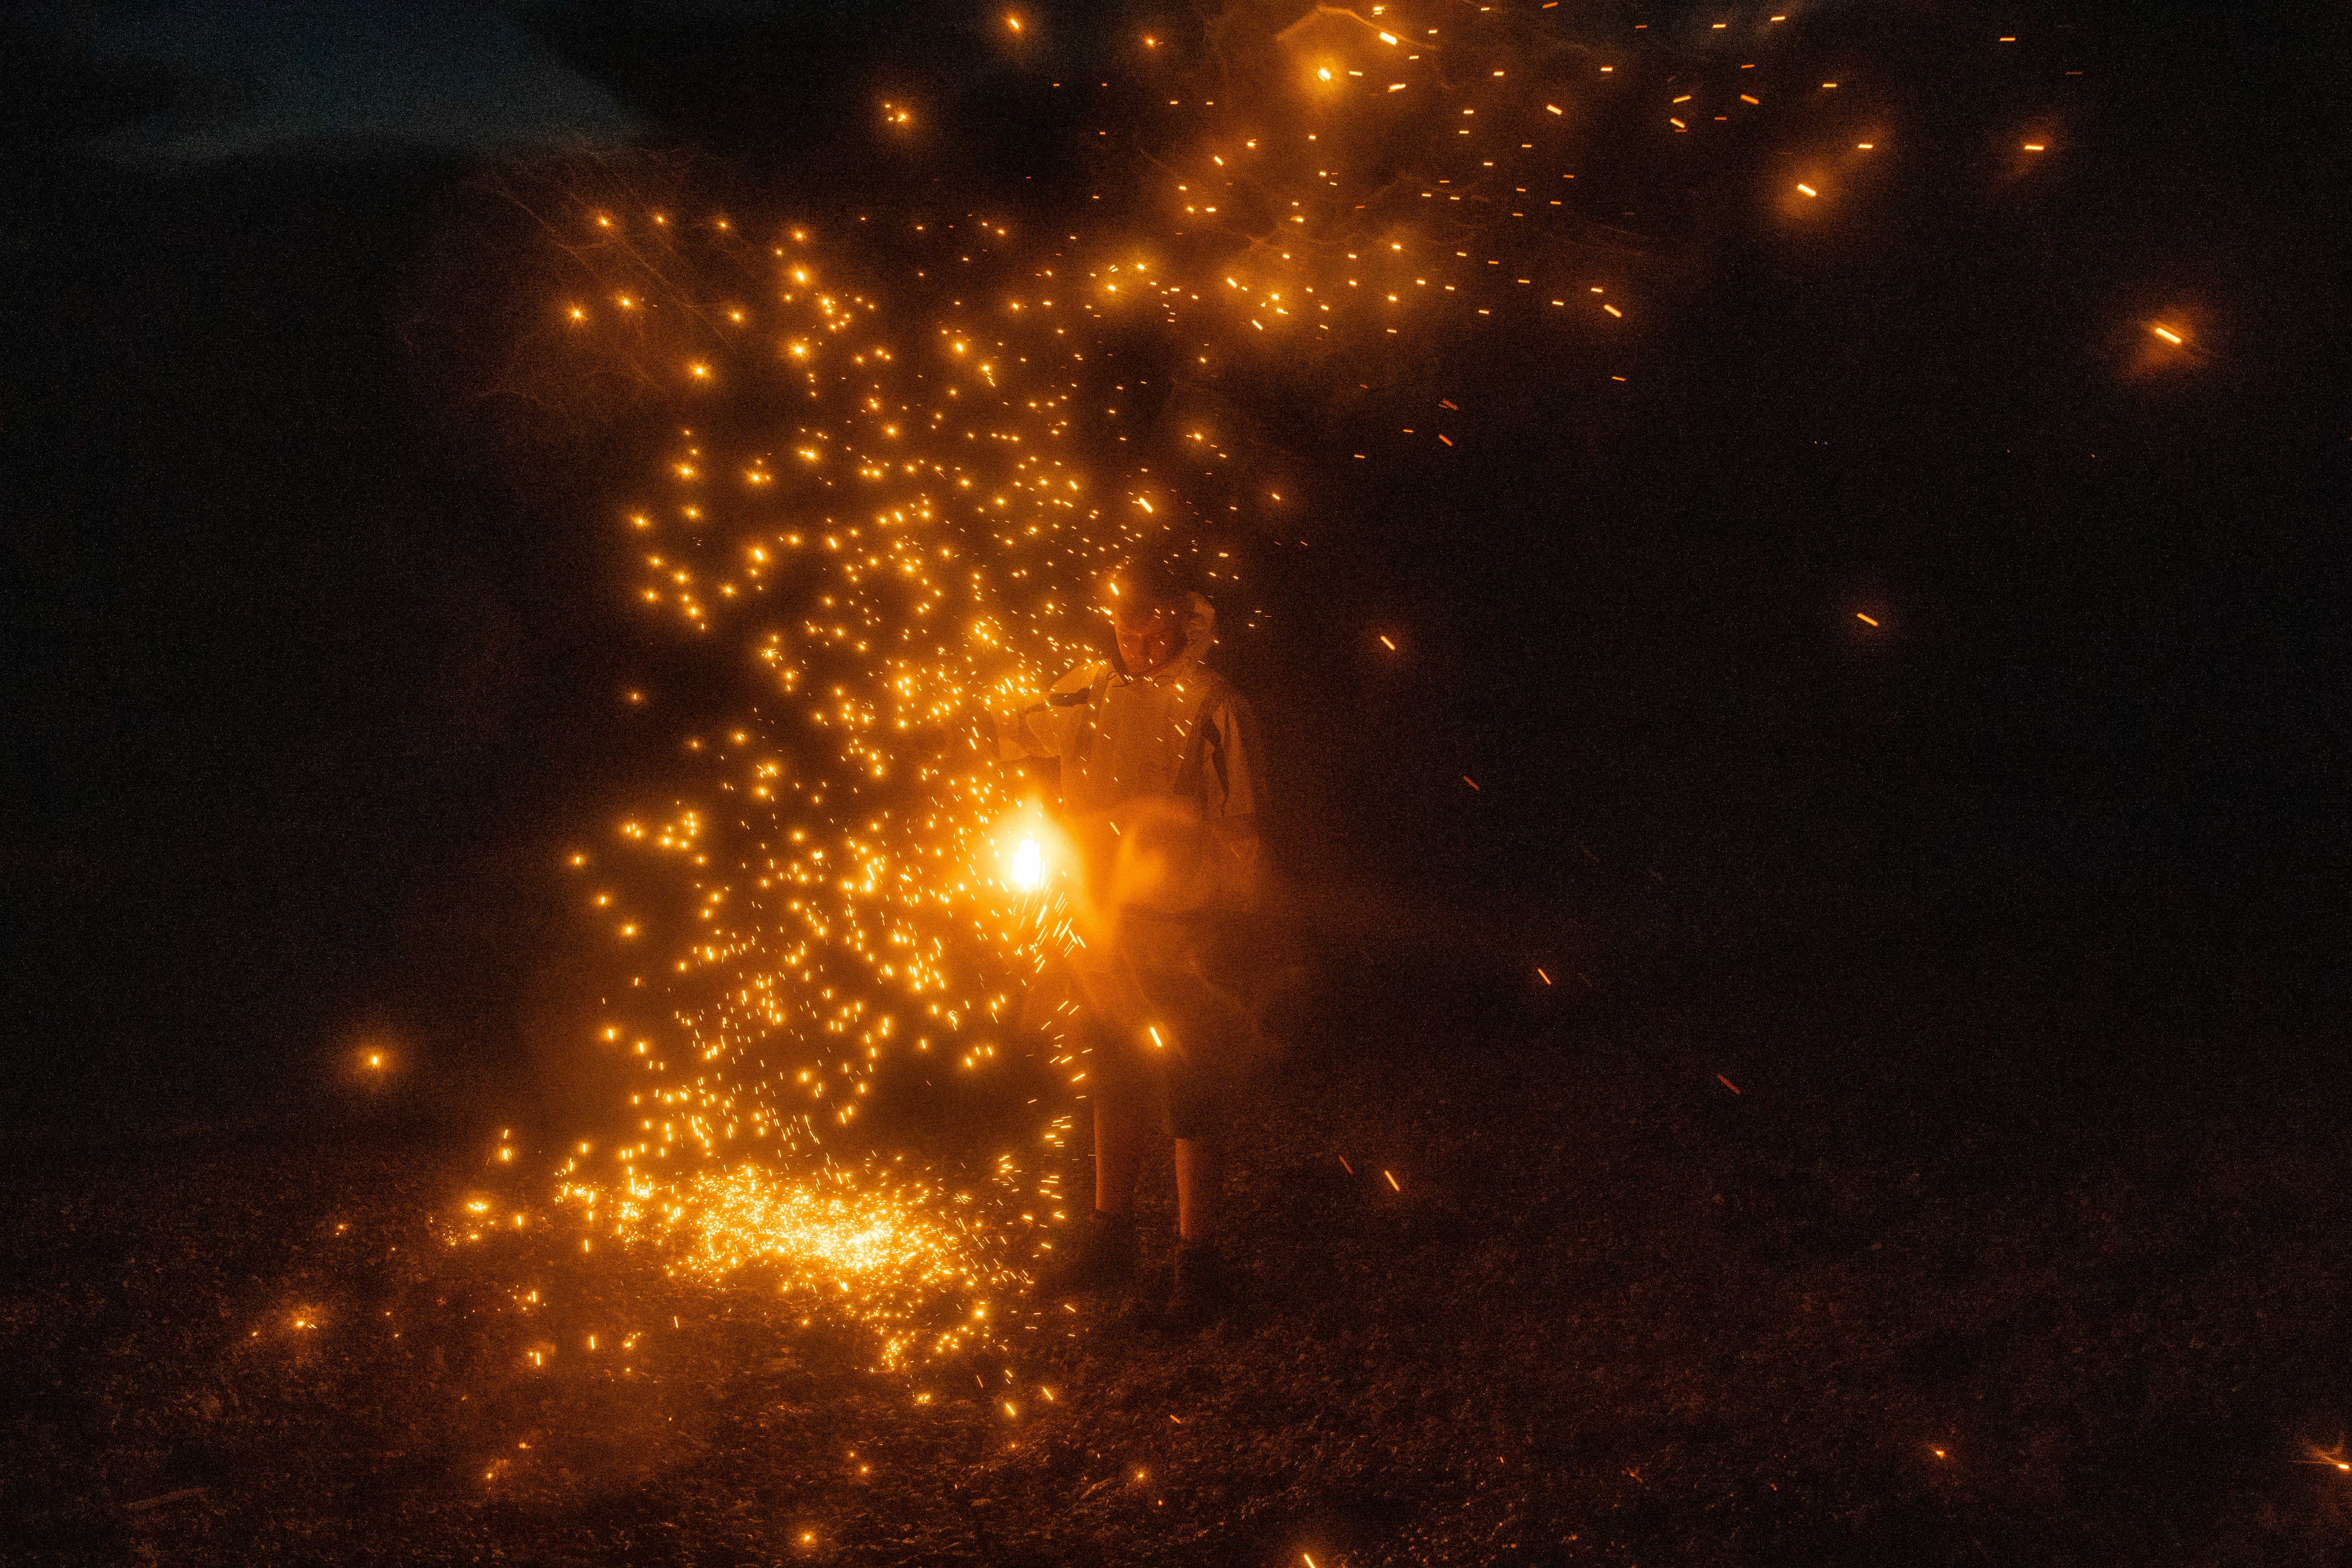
[1172,591,1216,670]
[1110,591,1215,683]
[1130,590,1215,684]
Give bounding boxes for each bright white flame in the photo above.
[1009,837,1044,890]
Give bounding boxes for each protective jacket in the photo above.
[998,592,1261,916]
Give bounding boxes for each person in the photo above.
[997,555,1264,1325]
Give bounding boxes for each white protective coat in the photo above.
[998,592,1261,918]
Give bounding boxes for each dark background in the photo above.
[1,0,2342,1135]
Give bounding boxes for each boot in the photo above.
[1163,1238,1234,1328]
[1035,1209,1137,1297]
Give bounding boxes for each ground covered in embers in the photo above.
[8,962,2352,1566]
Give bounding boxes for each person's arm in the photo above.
[996,664,1097,762]
[994,664,1103,809]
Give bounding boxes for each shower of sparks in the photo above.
[555,1159,1036,1369]
[425,0,2122,1369]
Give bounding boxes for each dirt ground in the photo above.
[7,925,2351,1567]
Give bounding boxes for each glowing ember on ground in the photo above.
[558,1161,1027,1368]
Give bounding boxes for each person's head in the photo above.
[1105,556,1194,677]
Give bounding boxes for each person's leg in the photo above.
[1168,1120,1233,1323]
[1094,1098,1146,1216]
[1174,1134,1222,1241]
[1036,1024,1143,1297]
[1158,961,1241,1323]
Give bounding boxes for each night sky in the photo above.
[4,0,2333,1133]
[1,1,2339,1131]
